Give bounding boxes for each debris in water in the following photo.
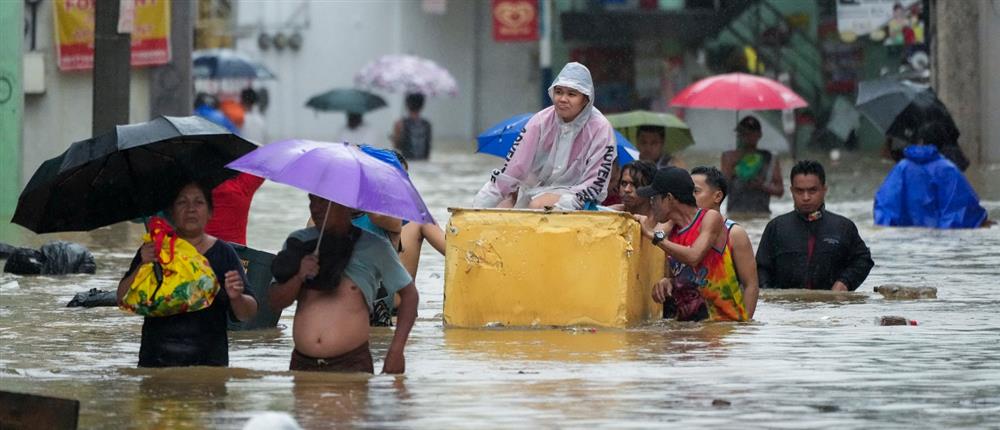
[874,284,937,300]
[878,316,918,326]
[811,404,840,413]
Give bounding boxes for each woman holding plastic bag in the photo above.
[473,62,617,210]
[117,181,258,367]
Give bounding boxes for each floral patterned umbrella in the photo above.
[354,54,458,97]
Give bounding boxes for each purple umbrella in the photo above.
[226,140,435,225]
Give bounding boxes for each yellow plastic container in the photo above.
[443,209,665,328]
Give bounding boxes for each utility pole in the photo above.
[92,0,132,135]
[539,0,553,108]
[931,0,981,165]
[151,0,195,117]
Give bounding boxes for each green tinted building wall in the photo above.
[0,2,23,242]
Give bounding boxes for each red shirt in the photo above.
[205,173,265,245]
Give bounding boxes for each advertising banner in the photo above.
[55,0,171,71]
[836,0,922,44]
[492,0,538,42]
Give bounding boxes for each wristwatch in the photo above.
[651,230,666,245]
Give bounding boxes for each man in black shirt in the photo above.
[756,160,874,291]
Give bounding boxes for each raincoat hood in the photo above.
[903,144,941,164]
[548,62,596,126]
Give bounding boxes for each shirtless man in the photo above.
[270,195,418,374]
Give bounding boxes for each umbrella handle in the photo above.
[152,262,164,290]
[143,216,165,291]
[304,201,332,282]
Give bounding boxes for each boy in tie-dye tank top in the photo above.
[635,167,747,322]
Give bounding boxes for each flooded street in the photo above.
[2,149,1000,429]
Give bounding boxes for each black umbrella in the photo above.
[305,88,387,113]
[856,78,959,142]
[12,116,258,233]
[193,49,275,80]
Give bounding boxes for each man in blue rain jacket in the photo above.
[874,124,989,229]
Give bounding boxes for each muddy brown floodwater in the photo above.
[2,150,999,429]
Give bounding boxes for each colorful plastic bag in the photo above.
[121,217,219,317]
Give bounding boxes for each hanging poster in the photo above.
[836,0,922,44]
[492,0,538,42]
[54,0,171,71]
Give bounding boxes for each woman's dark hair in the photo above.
[621,160,656,187]
[790,160,826,185]
[405,93,425,112]
[690,166,728,202]
[167,180,215,213]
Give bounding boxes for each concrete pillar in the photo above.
[979,0,1000,166]
[92,0,132,135]
[150,0,195,117]
[931,0,981,165]
[0,2,23,242]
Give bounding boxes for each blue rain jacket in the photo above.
[874,145,987,229]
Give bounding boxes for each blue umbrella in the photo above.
[193,49,275,80]
[476,113,638,166]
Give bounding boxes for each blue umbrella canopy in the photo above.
[193,49,275,80]
[476,113,638,166]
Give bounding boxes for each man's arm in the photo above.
[368,213,403,248]
[729,225,758,319]
[420,223,446,255]
[390,120,403,149]
[765,158,784,197]
[269,254,318,310]
[720,151,736,179]
[835,222,875,291]
[755,222,776,289]
[117,243,155,304]
[383,283,418,374]
[658,210,723,267]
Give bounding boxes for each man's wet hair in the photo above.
[636,125,665,139]
[194,92,217,109]
[690,166,728,202]
[405,93,425,112]
[916,121,955,146]
[621,160,656,188]
[790,160,826,185]
[240,88,258,107]
[392,149,409,171]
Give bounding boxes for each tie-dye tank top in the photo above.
[668,209,747,322]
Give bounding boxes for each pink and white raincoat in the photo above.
[473,62,616,210]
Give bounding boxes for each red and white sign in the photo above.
[492,0,538,42]
[54,0,171,71]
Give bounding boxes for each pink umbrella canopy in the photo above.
[354,54,458,97]
[669,73,808,111]
[226,140,435,224]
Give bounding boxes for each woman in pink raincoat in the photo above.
[473,62,616,210]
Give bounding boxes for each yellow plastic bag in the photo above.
[121,217,219,317]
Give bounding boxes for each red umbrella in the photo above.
[669,73,808,110]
